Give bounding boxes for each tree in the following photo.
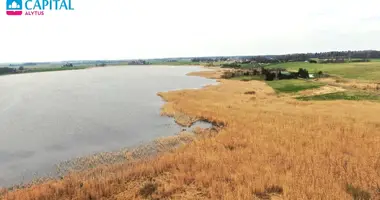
[317,71,323,78]
[298,68,309,79]
[62,63,73,67]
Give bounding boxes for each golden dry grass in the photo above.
[186,69,225,79]
[294,85,346,97]
[317,77,380,91]
[2,72,380,200]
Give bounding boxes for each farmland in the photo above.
[266,61,380,81]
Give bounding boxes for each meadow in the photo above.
[149,61,222,67]
[2,62,380,200]
[266,79,325,93]
[266,61,380,81]
[238,59,380,81]
[3,77,380,200]
[230,75,264,81]
[296,91,380,101]
[236,60,380,101]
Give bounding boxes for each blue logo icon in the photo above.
[6,0,75,16]
[6,0,23,15]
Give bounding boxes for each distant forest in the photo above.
[190,50,380,63]
[0,67,15,75]
[2,50,380,76]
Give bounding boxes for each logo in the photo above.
[6,0,22,15]
[6,0,74,16]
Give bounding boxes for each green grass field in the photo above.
[239,63,271,69]
[266,79,325,93]
[150,61,201,66]
[296,91,380,101]
[230,75,264,81]
[266,61,380,81]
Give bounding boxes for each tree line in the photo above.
[189,50,380,63]
[0,67,16,75]
[273,50,380,62]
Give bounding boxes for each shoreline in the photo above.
[0,65,220,191]
[4,66,380,199]
[0,64,218,78]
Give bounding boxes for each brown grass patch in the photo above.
[186,68,224,79]
[3,71,380,199]
[296,85,346,97]
[318,77,380,91]
[139,182,158,198]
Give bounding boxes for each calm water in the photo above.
[0,65,215,186]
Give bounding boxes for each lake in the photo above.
[0,65,215,186]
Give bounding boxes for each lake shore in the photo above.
[0,67,221,199]
[0,65,216,187]
[3,68,380,199]
[0,63,218,77]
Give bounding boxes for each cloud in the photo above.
[1,0,380,62]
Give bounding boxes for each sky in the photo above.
[1,0,380,63]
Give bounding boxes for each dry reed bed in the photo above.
[2,77,380,199]
[318,77,380,91]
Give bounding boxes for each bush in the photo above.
[298,68,309,79]
[316,71,329,78]
[62,63,73,67]
[0,67,15,75]
[350,59,370,63]
[139,182,157,198]
[346,184,370,200]
[264,72,275,81]
[221,63,241,68]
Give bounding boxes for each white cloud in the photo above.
[0,0,380,62]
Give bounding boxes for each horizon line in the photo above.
[1,49,379,65]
